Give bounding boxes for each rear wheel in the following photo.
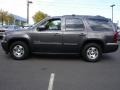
[10,41,29,60]
[82,43,102,62]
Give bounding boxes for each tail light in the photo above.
[114,32,119,43]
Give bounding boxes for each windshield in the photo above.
[29,17,50,29]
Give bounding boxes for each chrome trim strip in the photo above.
[33,41,62,45]
[106,43,118,45]
[63,43,78,45]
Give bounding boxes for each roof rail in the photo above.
[72,14,76,16]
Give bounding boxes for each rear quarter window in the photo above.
[87,19,113,31]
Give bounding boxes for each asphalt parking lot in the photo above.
[0,40,120,90]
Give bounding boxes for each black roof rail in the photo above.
[72,14,76,16]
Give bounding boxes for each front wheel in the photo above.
[10,41,30,60]
[82,43,102,62]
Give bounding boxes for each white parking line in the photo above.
[48,73,55,90]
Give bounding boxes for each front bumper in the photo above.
[103,43,119,53]
[1,40,9,54]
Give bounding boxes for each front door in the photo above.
[32,18,62,53]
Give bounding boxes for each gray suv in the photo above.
[1,15,119,62]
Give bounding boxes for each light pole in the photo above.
[27,0,32,24]
[110,4,115,22]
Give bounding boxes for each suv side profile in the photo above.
[1,15,119,62]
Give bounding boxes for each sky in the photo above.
[0,0,120,25]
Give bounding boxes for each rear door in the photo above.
[63,17,87,53]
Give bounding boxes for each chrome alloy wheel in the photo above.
[87,47,99,60]
[13,45,25,58]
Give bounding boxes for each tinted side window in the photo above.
[88,19,113,31]
[65,18,84,30]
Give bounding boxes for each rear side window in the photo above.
[65,18,84,30]
[88,19,113,31]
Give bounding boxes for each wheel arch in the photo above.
[8,38,31,52]
[81,39,105,52]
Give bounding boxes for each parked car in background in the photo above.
[0,26,6,38]
[3,25,22,31]
[114,24,120,41]
[117,27,120,41]
[22,24,33,29]
[0,25,22,38]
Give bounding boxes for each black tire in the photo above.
[82,43,102,62]
[10,41,30,60]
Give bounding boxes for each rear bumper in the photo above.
[103,43,119,53]
[1,40,9,54]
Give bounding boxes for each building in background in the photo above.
[12,14,27,26]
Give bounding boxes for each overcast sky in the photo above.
[0,0,120,25]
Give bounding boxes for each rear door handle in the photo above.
[80,33,86,36]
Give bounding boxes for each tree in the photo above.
[0,10,8,25]
[33,11,47,23]
[0,9,14,25]
[5,14,14,25]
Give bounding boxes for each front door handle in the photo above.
[54,33,61,36]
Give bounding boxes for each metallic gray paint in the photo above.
[1,15,119,54]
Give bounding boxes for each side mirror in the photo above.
[37,25,46,31]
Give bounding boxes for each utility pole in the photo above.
[27,0,32,24]
[110,4,115,22]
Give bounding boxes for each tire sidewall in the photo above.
[10,41,29,60]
